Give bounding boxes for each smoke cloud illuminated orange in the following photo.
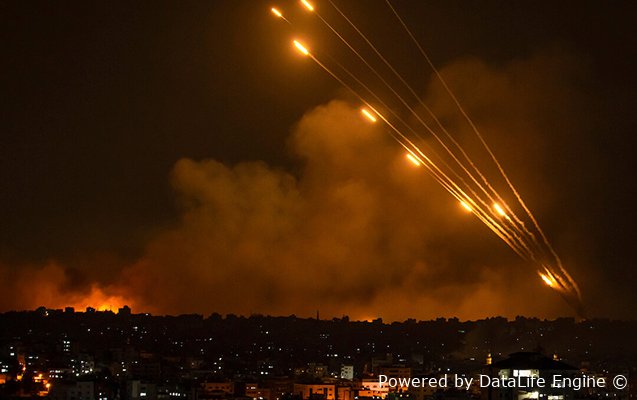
[0,50,592,320]
[66,287,132,312]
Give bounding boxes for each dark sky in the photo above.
[2,0,636,319]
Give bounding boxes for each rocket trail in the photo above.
[292,37,534,266]
[301,0,543,260]
[271,7,292,24]
[305,2,543,259]
[275,1,583,316]
[383,0,582,302]
[326,0,548,263]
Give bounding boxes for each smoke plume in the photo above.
[0,50,594,320]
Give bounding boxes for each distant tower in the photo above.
[486,353,492,365]
[316,310,319,320]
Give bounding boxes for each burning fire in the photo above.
[44,286,134,312]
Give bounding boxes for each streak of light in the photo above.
[361,108,377,123]
[300,0,314,11]
[493,203,507,217]
[304,49,533,261]
[279,2,563,279]
[385,0,578,299]
[317,1,542,258]
[540,273,554,287]
[406,153,421,167]
[270,6,291,24]
[293,40,310,56]
[460,201,472,212]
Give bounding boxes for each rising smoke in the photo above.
[0,50,594,320]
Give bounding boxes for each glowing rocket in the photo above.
[293,40,310,56]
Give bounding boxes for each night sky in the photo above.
[2,0,636,320]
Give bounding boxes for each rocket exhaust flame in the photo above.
[293,40,310,56]
[300,0,314,12]
[361,108,377,122]
[406,153,421,167]
[460,201,472,212]
[539,272,554,287]
[270,6,291,24]
[493,202,506,217]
